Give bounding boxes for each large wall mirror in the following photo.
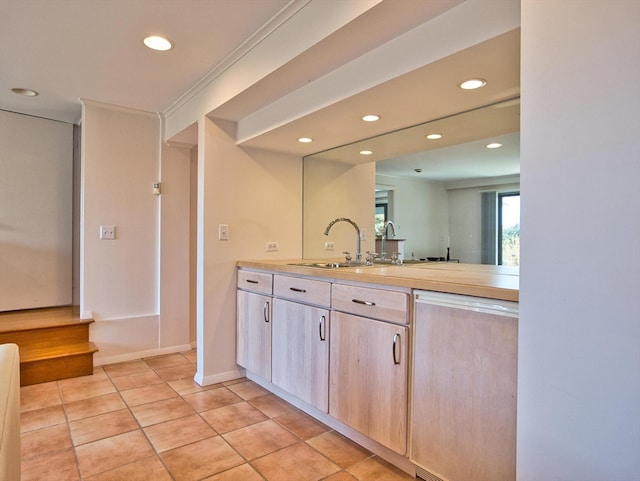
[303,98,520,265]
[301,26,520,266]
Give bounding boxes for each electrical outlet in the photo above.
[324,241,335,251]
[266,241,279,252]
[99,225,115,240]
[218,224,229,240]
[360,228,367,241]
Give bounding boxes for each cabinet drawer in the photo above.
[274,275,331,307]
[237,270,273,294]
[332,284,408,324]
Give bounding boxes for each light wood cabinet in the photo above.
[412,291,518,481]
[329,309,409,455]
[236,271,273,380]
[332,283,409,325]
[273,275,331,306]
[272,298,329,411]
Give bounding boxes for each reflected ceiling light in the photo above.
[486,142,503,149]
[362,114,380,122]
[360,150,373,155]
[459,78,487,90]
[144,35,173,51]
[425,133,442,140]
[298,137,313,143]
[11,87,39,97]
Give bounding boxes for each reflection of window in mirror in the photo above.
[375,203,387,235]
[498,192,520,266]
[375,188,393,236]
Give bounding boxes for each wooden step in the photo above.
[19,342,99,386]
[0,306,98,386]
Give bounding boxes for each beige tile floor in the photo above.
[20,350,414,481]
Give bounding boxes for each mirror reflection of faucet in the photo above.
[380,220,396,259]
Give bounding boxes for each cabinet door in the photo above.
[237,290,271,380]
[272,298,329,412]
[329,311,408,454]
[412,300,517,481]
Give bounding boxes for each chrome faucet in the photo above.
[324,217,362,263]
[380,220,396,260]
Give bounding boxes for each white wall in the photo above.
[0,110,73,311]
[196,118,302,385]
[304,158,376,260]
[81,101,187,364]
[376,174,449,260]
[518,2,640,480]
[159,142,193,351]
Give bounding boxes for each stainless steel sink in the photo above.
[370,259,430,266]
[287,262,364,269]
[398,259,431,265]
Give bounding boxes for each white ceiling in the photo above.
[0,0,461,125]
[0,0,293,123]
[243,28,520,158]
[0,0,520,182]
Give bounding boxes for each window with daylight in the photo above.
[498,192,520,266]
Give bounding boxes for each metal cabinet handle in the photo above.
[352,299,375,306]
[319,315,326,341]
[246,279,259,284]
[263,301,270,323]
[289,287,307,293]
[392,332,401,365]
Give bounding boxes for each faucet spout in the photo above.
[381,220,396,258]
[324,217,362,263]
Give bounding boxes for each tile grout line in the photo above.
[21,351,405,481]
[56,378,84,481]
[99,353,194,481]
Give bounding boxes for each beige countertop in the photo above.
[237,259,519,302]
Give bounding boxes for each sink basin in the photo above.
[287,262,364,269]
[371,258,430,266]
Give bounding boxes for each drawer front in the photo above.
[332,283,409,324]
[273,275,331,307]
[237,270,273,294]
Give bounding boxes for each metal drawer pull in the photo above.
[392,333,401,365]
[263,301,270,323]
[246,279,259,284]
[289,287,307,293]
[319,315,326,341]
[352,299,375,306]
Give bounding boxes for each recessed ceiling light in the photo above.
[486,142,503,149]
[143,35,173,51]
[360,150,373,155]
[425,133,442,140]
[298,137,313,143]
[11,88,39,97]
[459,78,487,90]
[362,114,380,122]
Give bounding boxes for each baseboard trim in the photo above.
[195,368,245,386]
[94,343,193,366]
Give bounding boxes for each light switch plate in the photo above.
[218,224,229,240]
